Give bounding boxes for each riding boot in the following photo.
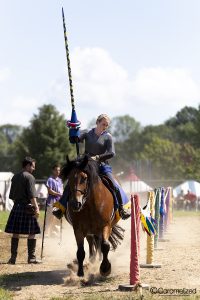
[27,239,41,264]
[115,189,131,220]
[52,207,63,220]
[8,237,19,264]
[53,186,69,219]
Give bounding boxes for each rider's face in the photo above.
[96,118,109,133]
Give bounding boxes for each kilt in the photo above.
[5,203,41,235]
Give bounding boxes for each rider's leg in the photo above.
[105,172,130,220]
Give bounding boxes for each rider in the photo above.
[53,114,130,220]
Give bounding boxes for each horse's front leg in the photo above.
[74,230,85,277]
[100,225,111,276]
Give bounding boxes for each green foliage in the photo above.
[0,124,22,144]
[140,137,182,179]
[0,288,13,300]
[165,106,198,145]
[110,108,200,180]
[0,125,23,172]
[111,115,142,174]
[2,104,200,180]
[111,114,141,142]
[0,211,9,230]
[138,137,200,180]
[165,106,198,126]
[14,104,75,178]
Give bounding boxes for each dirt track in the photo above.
[0,214,200,299]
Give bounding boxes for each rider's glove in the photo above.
[91,155,100,161]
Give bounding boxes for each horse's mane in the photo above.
[60,155,99,186]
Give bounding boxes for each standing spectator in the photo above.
[45,164,63,237]
[5,157,41,264]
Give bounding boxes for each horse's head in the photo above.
[69,168,89,212]
[62,154,98,212]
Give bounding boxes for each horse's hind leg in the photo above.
[100,226,111,276]
[94,235,102,261]
[86,235,96,263]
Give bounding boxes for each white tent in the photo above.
[121,180,152,194]
[35,183,48,199]
[0,172,14,211]
[173,180,200,197]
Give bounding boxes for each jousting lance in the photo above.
[62,7,80,156]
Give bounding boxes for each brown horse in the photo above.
[61,155,124,277]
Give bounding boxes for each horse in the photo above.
[60,154,124,277]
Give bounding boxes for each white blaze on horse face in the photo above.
[76,193,84,203]
[76,172,88,204]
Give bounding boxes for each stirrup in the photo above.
[52,208,63,220]
[119,208,131,220]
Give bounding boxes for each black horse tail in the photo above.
[109,224,125,251]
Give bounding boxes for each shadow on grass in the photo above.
[0,269,68,291]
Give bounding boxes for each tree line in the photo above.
[1,104,200,182]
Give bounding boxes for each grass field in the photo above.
[173,210,200,217]
[0,211,9,231]
[0,288,13,300]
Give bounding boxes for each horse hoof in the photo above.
[100,261,111,277]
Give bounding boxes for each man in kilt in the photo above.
[5,156,41,264]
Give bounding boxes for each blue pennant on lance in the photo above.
[67,109,81,129]
[67,109,81,143]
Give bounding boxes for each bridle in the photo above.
[71,171,89,210]
[75,187,88,197]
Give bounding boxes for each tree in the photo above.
[0,124,23,144]
[15,104,75,178]
[110,115,142,173]
[111,115,141,142]
[165,106,198,127]
[139,137,182,179]
[165,106,198,146]
[0,125,23,172]
[139,136,200,180]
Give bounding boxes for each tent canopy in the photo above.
[0,172,13,181]
[121,180,152,193]
[173,180,200,198]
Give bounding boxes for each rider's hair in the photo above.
[96,114,111,124]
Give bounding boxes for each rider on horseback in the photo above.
[53,114,130,220]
